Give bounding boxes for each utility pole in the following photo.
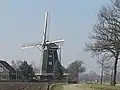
[16,69,17,80]
[59,47,61,64]
[52,49,55,83]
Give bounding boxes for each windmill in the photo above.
[21,12,65,80]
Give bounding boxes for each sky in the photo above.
[0,0,111,74]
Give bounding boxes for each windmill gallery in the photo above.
[21,12,67,81]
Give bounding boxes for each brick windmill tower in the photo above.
[21,12,65,80]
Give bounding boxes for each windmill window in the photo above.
[49,55,52,57]
[49,50,52,52]
[49,62,52,65]
[44,46,47,50]
[49,52,52,55]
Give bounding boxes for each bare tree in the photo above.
[88,71,99,83]
[30,60,40,73]
[11,60,23,70]
[67,60,86,83]
[96,54,111,84]
[104,59,120,84]
[85,0,120,86]
[104,59,114,84]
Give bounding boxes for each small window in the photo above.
[49,55,52,57]
[3,76,6,79]
[0,75,2,79]
[49,62,52,65]
[44,46,47,50]
[0,67,3,72]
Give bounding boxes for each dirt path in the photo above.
[62,84,86,90]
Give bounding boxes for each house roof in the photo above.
[0,60,16,73]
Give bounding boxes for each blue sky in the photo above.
[0,0,110,73]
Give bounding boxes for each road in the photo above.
[62,84,86,90]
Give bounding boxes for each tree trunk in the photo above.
[76,73,79,83]
[100,67,104,84]
[112,53,119,86]
[76,68,79,83]
[110,70,113,85]
[110,74,112,85]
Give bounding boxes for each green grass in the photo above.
[80,83,120,90]
[51,84,63,90]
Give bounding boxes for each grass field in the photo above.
[80,84,120,90]
[52,83,120,90]
[51,84,63,90]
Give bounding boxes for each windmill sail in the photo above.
[21,42,42,49]
[43,12,49,45]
